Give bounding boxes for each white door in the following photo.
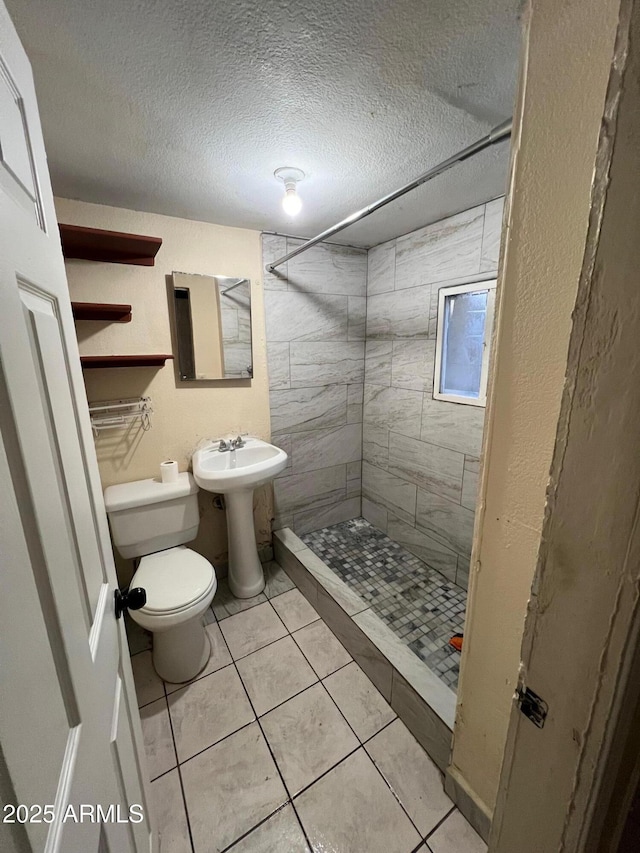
[0,5,154,852]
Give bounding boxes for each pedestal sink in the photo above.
[192,438,288,598]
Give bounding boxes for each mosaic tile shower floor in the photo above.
[302,518,467,690]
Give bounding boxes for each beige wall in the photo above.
[450,0,622,814]
[55,198,272,579]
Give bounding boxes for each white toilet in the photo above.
[104,472,217,683]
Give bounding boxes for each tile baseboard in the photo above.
[444,764,493,843]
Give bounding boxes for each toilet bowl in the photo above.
[129,545,216,682]
[104,473,217,683]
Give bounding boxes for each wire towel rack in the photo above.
[88,396,153,436]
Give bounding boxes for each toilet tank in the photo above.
[104,472,200,559]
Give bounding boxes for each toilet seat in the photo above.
[132,545,215,615]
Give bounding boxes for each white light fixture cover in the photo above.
[274,167,305,217]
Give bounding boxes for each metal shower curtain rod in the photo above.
[265,118,512,273]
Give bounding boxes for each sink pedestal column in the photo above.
[225,488,265,598]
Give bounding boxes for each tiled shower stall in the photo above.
[262,197,504,691]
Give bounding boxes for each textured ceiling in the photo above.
[8,0,522,247]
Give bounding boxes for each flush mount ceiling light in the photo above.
[274,167,305,217]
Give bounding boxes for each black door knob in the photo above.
[114,587,147,620]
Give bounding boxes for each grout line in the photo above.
[162,692,197,853]
[137,691,167,711]
[290,743,363,801]
[213,596,266,623]
[279,611,424,838]
[361,715,397,745]
[256,680,318,721]
[221,629,289,663]
[174,718,257,769]
[424,804,457,841]
[216,614,316,853]
[216,594,405,846]
[289,623,352,681]
[318,657,353,680]
[153,585,430,851]
[147,764,178,784]
[220,801,294,853]
[163,653,234,699]
[361,730,427,840]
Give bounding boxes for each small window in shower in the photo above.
[433,279,497,406]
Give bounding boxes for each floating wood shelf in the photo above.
[59,224,162,266]
[71,302,132,323]
[80,355,173,369]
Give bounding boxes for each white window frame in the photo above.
[433,278,497,407]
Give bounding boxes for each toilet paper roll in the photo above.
[160,460,179,484]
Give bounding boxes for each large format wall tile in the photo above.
[416,490,475,558]
[346,460,362,498]
[362,462,417,524]
[262,234,289,290]
[461,456,480,511]
[347,383,364,423]
[428,283,441,338]
[264,200,500,548]
[362,421,389,471]
[267,341,290,390]
[456,555,470,590]
[290,342,364,388]
[362,496,388,532]
[273,433,292,478]
[395,206,484,290]
[271,385,347,435]
[274,464,347,516]
[420,395,485,458]
[263,233,367,530]
[286,239,367,296]
[388,433,464,502]
[480,197,505,273]
[365,341,392,386]
[391,339,436,392]
[294,497,362,535]
[367,241,395,296]
[265,291,348,342]
[357,203,497,571]
[363,384,422,438]
[290,423,362,473]
[366,285,430,339]
[386,516,458,583]
[348,296,367,340]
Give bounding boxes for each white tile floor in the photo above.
[131,562,487,853]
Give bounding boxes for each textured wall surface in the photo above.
[56,198,272,581]
[8,0,519,247]
[451,0,622,817]
[362,199,503,589]
[263,235,367,534]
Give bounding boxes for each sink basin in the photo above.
[192,437,288,600]
[193,437,288,493]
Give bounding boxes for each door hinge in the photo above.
[517,685,548,729]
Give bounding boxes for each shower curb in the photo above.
[273,527,455,769]
[273,526,491,842]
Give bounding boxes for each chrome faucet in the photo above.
[218,435,246,452]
